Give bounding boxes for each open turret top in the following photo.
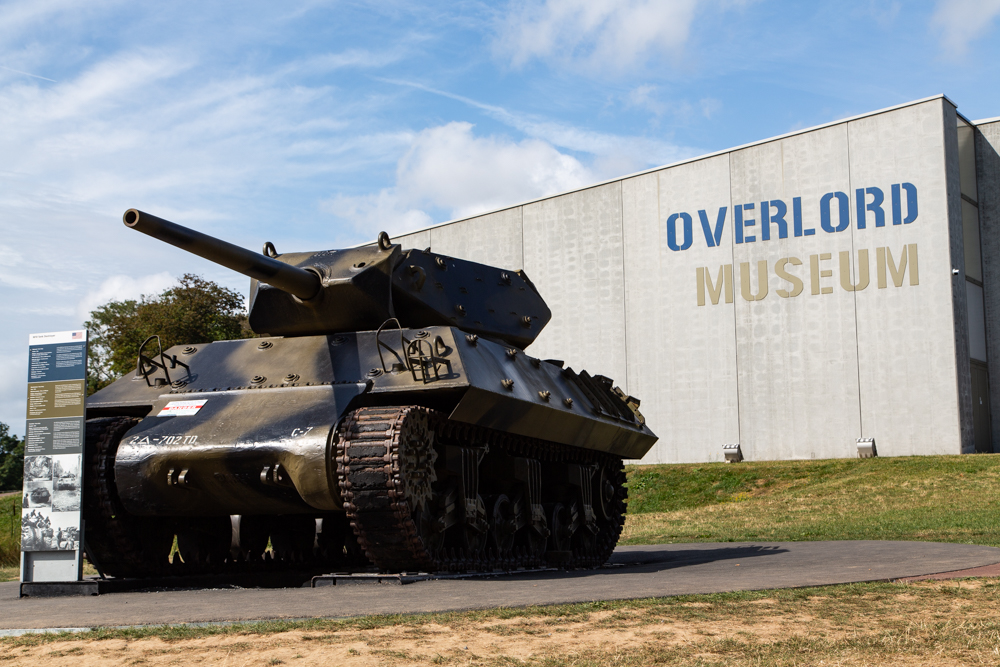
[123,209,551,348]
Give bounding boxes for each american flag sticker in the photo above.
[71,331,83,340]
[157,400,208,417]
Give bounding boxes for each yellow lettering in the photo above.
[839,249,870,291]
[810,253,833,295]
[775,257,803,298]
[878,245,917,288]
[740,260,768,302]
[698,265,733,305]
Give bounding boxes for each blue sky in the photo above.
[2,0,1000,434]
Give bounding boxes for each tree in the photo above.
[0,422,24,492]
[84,273,252,394]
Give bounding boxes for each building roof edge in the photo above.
[371,94,955,245]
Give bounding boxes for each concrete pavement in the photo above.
[3,541,999,630]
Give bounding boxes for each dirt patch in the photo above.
[6,580,1000,666]
[0,614,849,667]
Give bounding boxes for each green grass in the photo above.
[622,453,1000,547]
[0,492,20,570]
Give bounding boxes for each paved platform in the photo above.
[3,541,999,631]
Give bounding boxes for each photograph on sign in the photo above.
[21,508,81,551]
[24,454,52,481]
[51,454,82,512]
[23,480,53,509]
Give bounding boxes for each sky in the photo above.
[2,0,1000,435]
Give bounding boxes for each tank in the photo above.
[83,209,657,577]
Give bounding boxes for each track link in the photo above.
[83,417,170,578]
[336,406,627,573]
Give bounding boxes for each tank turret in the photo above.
[124,209,550,347]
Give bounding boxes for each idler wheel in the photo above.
[593,464,618,522]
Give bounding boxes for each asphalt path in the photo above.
[3,541,1000,631]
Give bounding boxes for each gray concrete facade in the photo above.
[392,96,997,463]
[976,118,1000,451]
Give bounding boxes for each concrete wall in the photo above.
[976,120,1000,450]
[392,97,969,463]
[850,100,966,456]
[729,123,862,461]
[622,156,740,463]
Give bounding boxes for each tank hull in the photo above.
[89,326,654,520]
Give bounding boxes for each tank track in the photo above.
[83,407,627,578]
[336,406,627,573]
[83,417,172,578]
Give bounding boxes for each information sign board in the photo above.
[21,330,88,583]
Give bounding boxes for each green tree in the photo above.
[84,273,252,394]
[0,422,24,492]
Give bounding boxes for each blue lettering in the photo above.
[761,200,788,241]
[855,187,885,229]
[666,212,693,251]
[820,192,849,233]
[891,183,918,225]
[736,203,756,244]
[698,207,727,248]
[793,197,813,237]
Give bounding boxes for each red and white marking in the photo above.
[156,400,208,417]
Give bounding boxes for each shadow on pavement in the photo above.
[610,544,789,569]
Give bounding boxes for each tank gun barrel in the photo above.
[123,209,321,301]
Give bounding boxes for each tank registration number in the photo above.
[128,434,198,445]
[156,399,208,417]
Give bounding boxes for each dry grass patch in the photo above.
[3,579,1000,665]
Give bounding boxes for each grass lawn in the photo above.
[622,454,1000,547]
[0,492,19,578]
[3,579,1000,665]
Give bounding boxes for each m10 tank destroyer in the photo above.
[83,209,657,577]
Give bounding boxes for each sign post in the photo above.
[20,330,88,590]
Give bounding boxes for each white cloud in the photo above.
[699,97,721,119]
[324,122,595,234]
[76,272,176,322]
[627,85,666,116]
[494,0,699,70]
[380,77,697,170]
[398,122,593,218]
[932,0,1000,57]
[323,189,435,238]
[0,351,27,436]
[0,41,406,431]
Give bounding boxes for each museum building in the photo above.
[390,95,1000,464]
